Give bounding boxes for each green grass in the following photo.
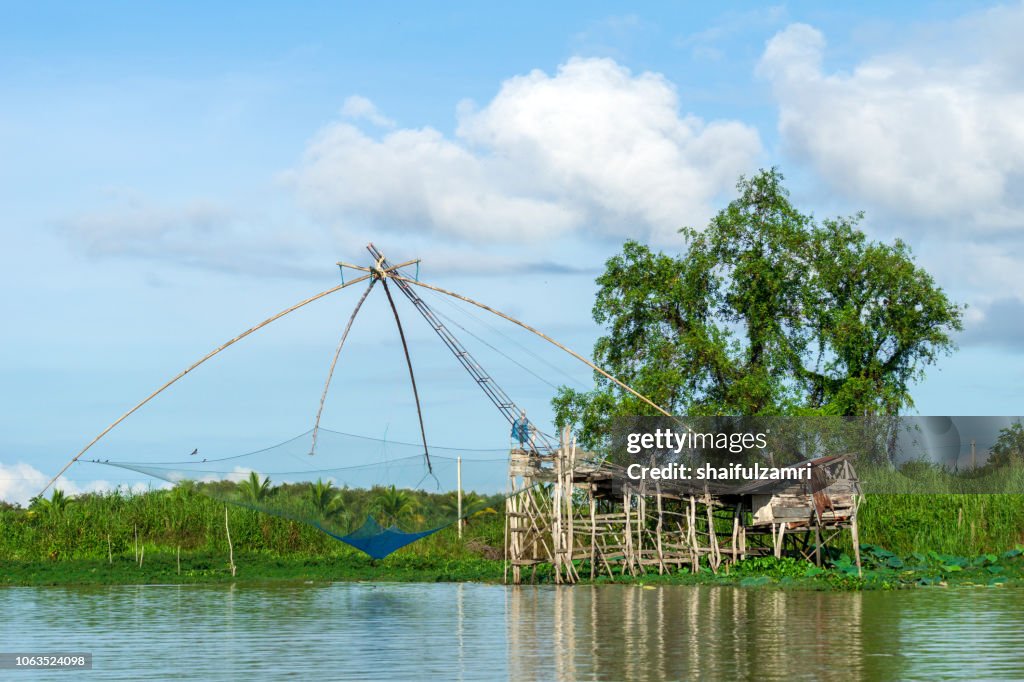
[1,550,506,587]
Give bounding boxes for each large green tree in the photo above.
[554,169,964,448]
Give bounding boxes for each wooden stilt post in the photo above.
[589,491,597,581]
[851,512,862,577]
[688,496,698,572]
[624,491,634,576]
[566,431,578,583]
[814,526,822,567]
[225,506,236,577]
[637,493,645,575]
[457,456,463,539]
[655,486,666,574]
[732,505,740,564]
[706,500,719,573]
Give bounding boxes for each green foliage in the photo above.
[371,485,421,527]
[5,482,1024,591]
[554,169,964,449]
[0,485,508,578]
[239,472,272,504]
[308,479,345,521]
[988,421,1024,469]
[28,488,70,517]
[852,542,1024,587]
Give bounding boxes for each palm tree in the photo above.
[29,488,69,516]
[308,478,345,520]
[239,471,271,504]
[438,491,495,527]
[372,485,420,528]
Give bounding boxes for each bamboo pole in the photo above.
[623,491,633,576]
[503,480,510,584]
[310,278,377,455]
[225,506,236,578]
[380,278,432,472]
[39,272,376,497]
[851,512,862,577]
[589,492,597,581]
[706,501,719,573]
[391,275,674,418]
[689,496,698,572]
[732,505,740,564]
[815,526,821,567]
[557,444,565,581]
[568,435,577,582]
[637,492,646,575]
[457,456,463,539]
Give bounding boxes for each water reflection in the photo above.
[509,586,868,680]
[509,585,1024,681]
[1,582,1022,680]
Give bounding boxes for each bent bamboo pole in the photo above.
[38,273,374,498]
[381,278,432,473]
[310,278,377,455]
[390,275,673,418]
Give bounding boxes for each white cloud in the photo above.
[756,12,1024,352]
[60,191,327,278]
[341,95,396,128]
[287,57,762,244]
[0,461,165,507]
[757,19,1024,231]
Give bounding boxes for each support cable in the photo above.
[366,244,557,452]
[390,274,673,418]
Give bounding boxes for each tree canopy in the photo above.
[554,169,964,448]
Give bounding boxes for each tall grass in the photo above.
[4,463,1024,567]
[854,462,1024,555]
[0,485,504,564]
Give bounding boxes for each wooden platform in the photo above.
[505,432,862,584]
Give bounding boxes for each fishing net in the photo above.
[52,250,600,559]
[94,428,511,558]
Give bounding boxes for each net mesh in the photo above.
[94,428,510,558]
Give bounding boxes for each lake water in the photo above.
[1,582,1023,680]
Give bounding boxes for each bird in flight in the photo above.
[190,449,198,456]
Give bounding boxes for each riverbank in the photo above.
[5,544,1024,591]
[4,487,1024,590]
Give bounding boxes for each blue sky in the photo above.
[3,1,1023,503]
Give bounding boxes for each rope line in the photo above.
[391,274,673,418]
